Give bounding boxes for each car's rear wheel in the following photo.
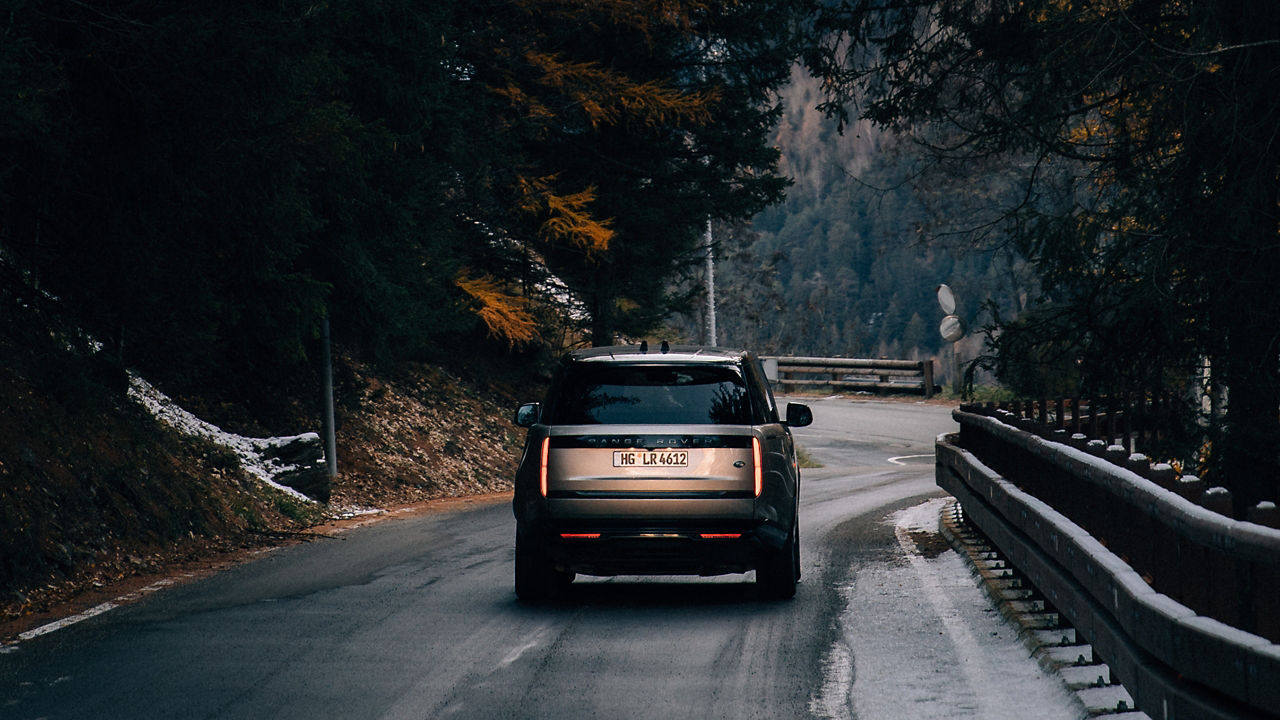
[792,517,802,582]
[515,527,571,602]
[756,523,798,600]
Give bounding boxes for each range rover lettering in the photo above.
[512,344,813,601]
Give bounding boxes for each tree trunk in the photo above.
[589,269,614,347]
[1213,1,1280,516]
[1220,314,1280,516]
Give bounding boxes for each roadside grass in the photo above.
[796,444,823,469]
[273,493,326,525]
[935,384,1017,404]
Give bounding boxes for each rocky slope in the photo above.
[0,294,532,637]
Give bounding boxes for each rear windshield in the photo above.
[547,364,754,425]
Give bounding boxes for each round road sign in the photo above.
[940,314,965,343]
[937,284,957,315]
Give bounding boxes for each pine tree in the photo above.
[808,0,1280,510]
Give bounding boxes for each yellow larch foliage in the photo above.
[518,175,615,253]
[456,271,538,348]
[543,188,615,252]
[491,83,556,122]
[526,51,719,128]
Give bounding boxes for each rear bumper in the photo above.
[541,529,760,576]
[523,513,792,577]
[547,495,758,519]
[513,463,797,577]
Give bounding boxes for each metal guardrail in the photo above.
[938,410,1280,719]
[762,356,936,397]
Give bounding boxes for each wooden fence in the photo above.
[974,395,1184,457]
[966,396,1279,517]
[762,356,937,397]
[940,410,1280,719]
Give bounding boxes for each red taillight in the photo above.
[539,436,550,497]
[752,436,763,497]
[699,533,742,539]
[559,533,602,539]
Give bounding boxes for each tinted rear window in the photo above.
[548,364,754,425]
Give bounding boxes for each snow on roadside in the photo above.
[892,496,947,535]
[126,373,317,503]
[812,498,1081,720]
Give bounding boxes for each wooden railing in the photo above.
[973,395,1186,460]
[762,356,936,397]
[965,397,1278,517]
[939,408,1280,719]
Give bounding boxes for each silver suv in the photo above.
[512,344,813,601]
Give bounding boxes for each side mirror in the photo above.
[514,402,542,428]
[785,402,813,428]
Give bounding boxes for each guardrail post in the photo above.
[1126,453,1151,478]
[1149,463,1176,491]
[1248,501,1280,529]
[1200,486,1233,516]
[1176,474,1205,503]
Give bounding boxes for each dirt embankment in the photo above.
[1,306,536,638]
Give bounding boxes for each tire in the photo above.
[514,528,571,603]
[792,516,802,583]
[756,524,798,600]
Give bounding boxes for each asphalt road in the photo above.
[1,397,1080,719]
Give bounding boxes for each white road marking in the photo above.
[18,602,119,641]
[888,454,933,465]
[10,578,181,645]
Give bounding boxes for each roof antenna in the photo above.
[639,340,648,353]
[660,340,670,354]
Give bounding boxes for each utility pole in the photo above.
[705,218,717,346]
[322,316,338,478]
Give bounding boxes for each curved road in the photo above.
[0,397,1080,719]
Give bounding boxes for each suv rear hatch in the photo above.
[540,362,761,523]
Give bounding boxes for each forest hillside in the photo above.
[679,70,1037,387]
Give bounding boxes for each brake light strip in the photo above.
[539,436,550,497]
[753,436,763,497]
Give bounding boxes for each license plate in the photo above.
[612,450,689,468]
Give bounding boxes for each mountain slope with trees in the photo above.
[678,70,1036,384]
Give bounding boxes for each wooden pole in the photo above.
[322,316,338,479]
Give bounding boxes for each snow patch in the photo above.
[328,506,385,521]
[891,496,946,535]
[127,374,317,503]
[812,498,1081,720]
